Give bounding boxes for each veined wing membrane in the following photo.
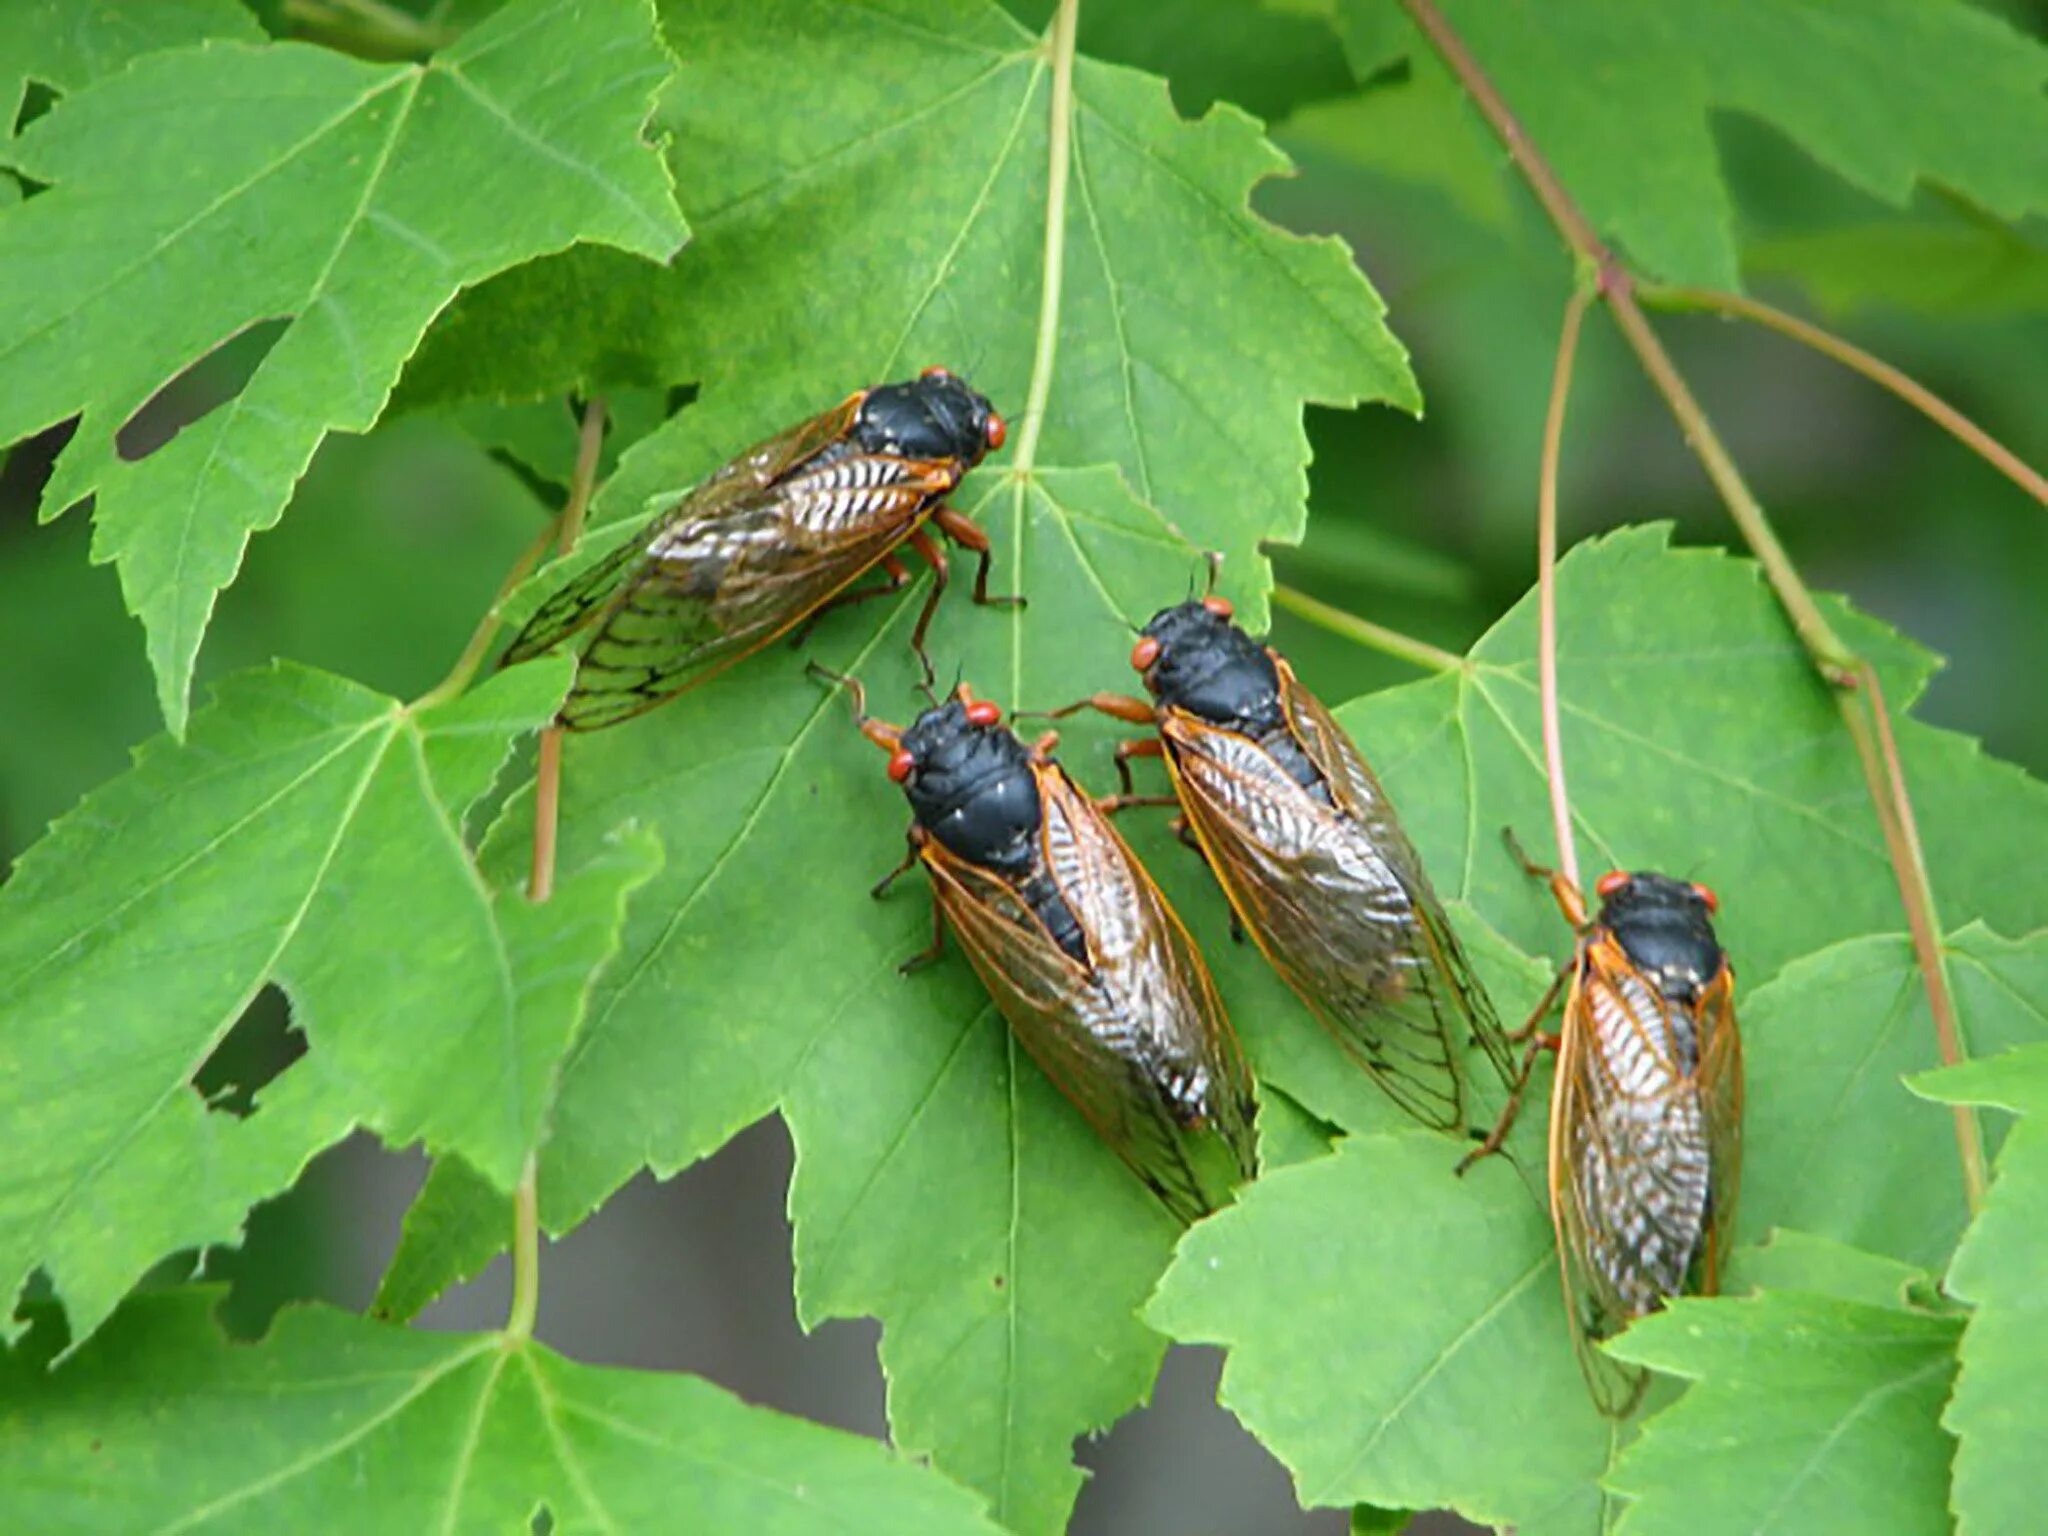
[503,397,862,668]
[1277,662,1518,1095]
[922,766,1254,1223]
[1695,969,1744,1291]
[1038,765,1257,1183]
[1551,950,1711,1415]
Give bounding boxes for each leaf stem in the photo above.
[1840,662,1988,1206]
[415,398,610,711]
[1640,284,2048,508]
[282,0,452,57]
[1398,0,1984,1207]
[1597,289,1857,679]
[554,399,609,560]
[505,1155,540,1340]
[413,520,557,711]
[1011,0,1079,477]
[1537,286,1593,894]
[507,398,607,1336]
[1270,584,1462,673]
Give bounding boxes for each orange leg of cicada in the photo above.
[788,553,913,648]
[897,892,947,975]
[932,506,1025,611]
[1501,826,1591,930]
[1455,966,1569,1175]
[1021,695,1162,798]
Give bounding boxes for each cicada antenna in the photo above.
[806,660,870,726]
[925,284,993,387]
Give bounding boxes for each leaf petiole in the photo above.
[1536,284,1593,892]
[1270,584,1463,674]
[1638,283,2048,509]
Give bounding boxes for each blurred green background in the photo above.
[3,2,2043,1532]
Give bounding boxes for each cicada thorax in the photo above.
[879,689,1257,1221]
[501,369,1008,730]
[1124,598,1504,1132]
[1556,870,1741,1347]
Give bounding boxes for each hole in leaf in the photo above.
[193,985,300,1119]
[115,319,286,463]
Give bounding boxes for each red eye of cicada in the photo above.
[1202,595,1233,619]
[1131,636,1162,671]
[1692,882,1720,915]
[921,365,952,381]
[1596,870,1631,899]
[965,700,1001,728]
[887,749,916,783]
[985,413,1007,451]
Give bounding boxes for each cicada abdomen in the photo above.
[502,368,1013,729]
[1039,595,1512,1132]
[821,669,1258,1223]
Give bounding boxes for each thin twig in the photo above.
[1642,284,2048,508]
[525,399,608,905]
[1398,0,1984,1208]
[506,398,608,1337]
[1271,584,1463,674]
[1846,663,1988,1202]
[1537,286,1593,894]
[555,399,609,559]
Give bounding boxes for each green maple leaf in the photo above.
[0,0,687,735]
[0,0,259,134]
[1148,1131,1617,1535]
[1605,1282,1961,1535]
[371,1,1420,1528]
[1334,0,2048,287]
[0,1291,1001,1534]
[1147,528,2048,1531]
[1742,926,2048,1272]
[1912,1041,2048,1534]
[1744,212,2048,318]
[0,657,660,1348]
[372,1153,512,1324]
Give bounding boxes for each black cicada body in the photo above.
[1044,595,1511,1132]
[502,369,1010,729]
[824,671,1259,1223]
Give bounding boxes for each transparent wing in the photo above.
[499,524,654,667]
[923,765,1255,1223]
[501,397,862,668]
[1040,765,1258,1184]
[559,453,954,729]
[1550,938,1714,1416]
[1276,659,1517,1089]
[1694,966,1743,1294]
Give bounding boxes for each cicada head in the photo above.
[857,369,1006,466]
[895,689,1041,872]
[1594,870,1726,1005]
[1130,598,1283,734]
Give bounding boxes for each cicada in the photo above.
[502,368,1013,730]
[1466,843,1743,1414]
[1037,593,1510,1131]
[822,667,1259,1223]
